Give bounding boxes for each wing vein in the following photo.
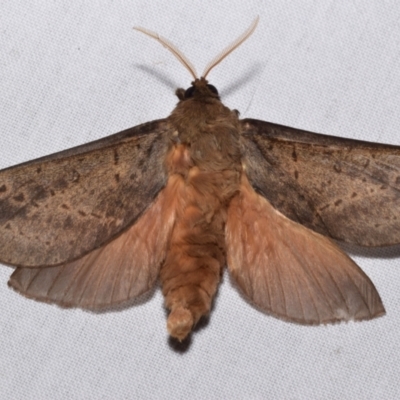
[78,249,105,307]
[286,240,324,321]
[46,265,66,297]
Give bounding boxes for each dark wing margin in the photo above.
[0,119,172,267]
[240,118,400,246]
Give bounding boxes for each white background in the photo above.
[1,1,400,399]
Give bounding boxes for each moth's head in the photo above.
[175,78,219,101]
[134,17,258,98]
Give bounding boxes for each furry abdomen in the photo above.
[161,98,241,341]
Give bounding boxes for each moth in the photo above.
[1,17,398,341]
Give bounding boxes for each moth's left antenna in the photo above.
[202,16,259,79]
[133,26,198,80]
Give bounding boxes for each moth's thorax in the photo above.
[169,84,242,173]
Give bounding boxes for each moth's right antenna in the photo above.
[133,26,198,80]
[202,16,259,79]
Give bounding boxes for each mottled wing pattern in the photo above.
[226,176,385,324]
[8,175,184,308]
[0,119,171,267]
[240,118,400,246]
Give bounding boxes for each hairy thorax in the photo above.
[170,95,242,170]
[161,93,242,340]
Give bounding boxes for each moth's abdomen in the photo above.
[161,144,240,340]
[160,195,224,341]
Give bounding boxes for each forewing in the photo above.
[240,118,400,246]
[226,176,385,324]
[0,119,171,267]
[8,175,184,308]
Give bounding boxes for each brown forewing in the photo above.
[0,120,171,267]
[240,118,400,246]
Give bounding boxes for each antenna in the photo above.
[202,16,259,78]
[133,26,198,80]
[134,17,259,81]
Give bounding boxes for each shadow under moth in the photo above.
[0,17,397,341]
